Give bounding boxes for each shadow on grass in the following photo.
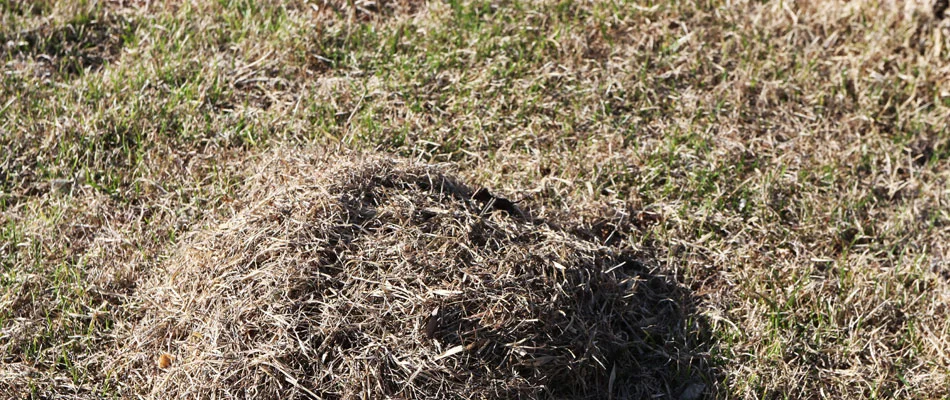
[0,12,133,78]
[326,168,724,399]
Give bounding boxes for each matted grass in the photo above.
[110,150,711,399]
[1,0,950,398]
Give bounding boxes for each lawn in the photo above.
[1,0,950,398]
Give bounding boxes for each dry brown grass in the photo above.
[108,149,712,399]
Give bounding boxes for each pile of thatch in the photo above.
[113,150,707,399]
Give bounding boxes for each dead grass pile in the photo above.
[112,149,711,399]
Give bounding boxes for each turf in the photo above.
[1,0,950,398]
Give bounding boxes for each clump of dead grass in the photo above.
[112,149,712,399]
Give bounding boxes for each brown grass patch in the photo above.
[110,149,715,399]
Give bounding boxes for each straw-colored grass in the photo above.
[109,150,710,398]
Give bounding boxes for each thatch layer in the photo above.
[114,151,709,399]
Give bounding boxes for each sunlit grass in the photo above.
[2,0,950,398]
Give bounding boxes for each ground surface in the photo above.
[1,0,950,398]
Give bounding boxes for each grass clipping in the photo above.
[115,150,700,399]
